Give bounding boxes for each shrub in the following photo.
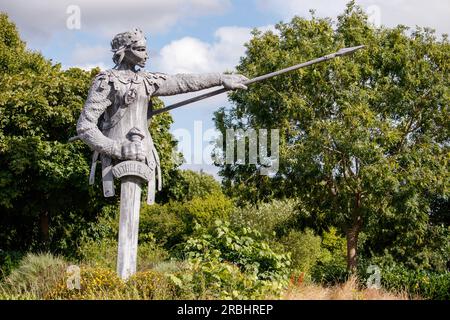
[311,263,350,285]
[379,266,450,300]
[0,250,23,279]
[317,227,347,266]
[168,258,284,300]
[183,220,291,283]
[0,253,68,299]
[47,267,177,300]
[47,267,125,300]
[79,237,169,272]
[127,270,176,300]
[229,199,298,239]
[311,227,348,284]
[280,229,322,274]
[139,193,234,250]
[161,170,223,203]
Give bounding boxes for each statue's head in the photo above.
[111,28,148,69]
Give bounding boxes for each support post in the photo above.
[117,176,142,280]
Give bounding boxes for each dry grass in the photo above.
[283,276,411,300]
[0,253,68,300]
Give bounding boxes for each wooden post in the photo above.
[117,176,142,280]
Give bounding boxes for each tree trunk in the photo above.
[346,226,358,274]
[346,216,362,274]
[346,190,364,274]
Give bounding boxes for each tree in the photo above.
[214,2,449,273]
[0,13,178,256]
[158,169,222,203]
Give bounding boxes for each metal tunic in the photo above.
[84,70,165,203]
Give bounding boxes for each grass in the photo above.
[0,253,68,299]
[283,276,412,300]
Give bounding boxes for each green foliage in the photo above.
[159,170,222,203]
[47,267,125,300]
[229,199,299,239]
[380,266,450,300]
[319,227,347,266]
[363,217,450,272]
[170,220,291,299]
[0,250,23,279]
[168,258,285,300]
[126,270,177,300]
[79,237,169,272]
[214,2,449,272]
[0,12,104,254]
[280,229,321,274]
[139,193,234,250]
[183,220,291,283]
[310,227,348,284]
[311,263,349,285]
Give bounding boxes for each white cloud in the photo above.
[256,0,450,35]
[0,0,231,42]
[71,44,111,65]
[154,25,275,74]
[63,62,109,71]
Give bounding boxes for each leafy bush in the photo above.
[229,199,298,239]
[47,267,125,300]
[79,237,169,272]
[310,227,348,284]
[168,257,285,300]
[0,250,23,279]
[161,170,223,203]
[126,270,176,299]
[139,193,234,250]
[183,220,291,283]
[311,263,350,285]
[318,227,347,265]
[280,229,322,274]
[379,266,450,300]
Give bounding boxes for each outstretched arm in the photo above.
[153,73,248,96]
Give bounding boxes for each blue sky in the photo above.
[1,0,449,176]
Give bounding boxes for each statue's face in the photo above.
[125,38,148,68]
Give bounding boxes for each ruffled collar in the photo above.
[109,69,146,84]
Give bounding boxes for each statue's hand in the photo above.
[121,141,146,162]
[221,74,249,90]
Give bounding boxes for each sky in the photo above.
[1,0,449,177]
